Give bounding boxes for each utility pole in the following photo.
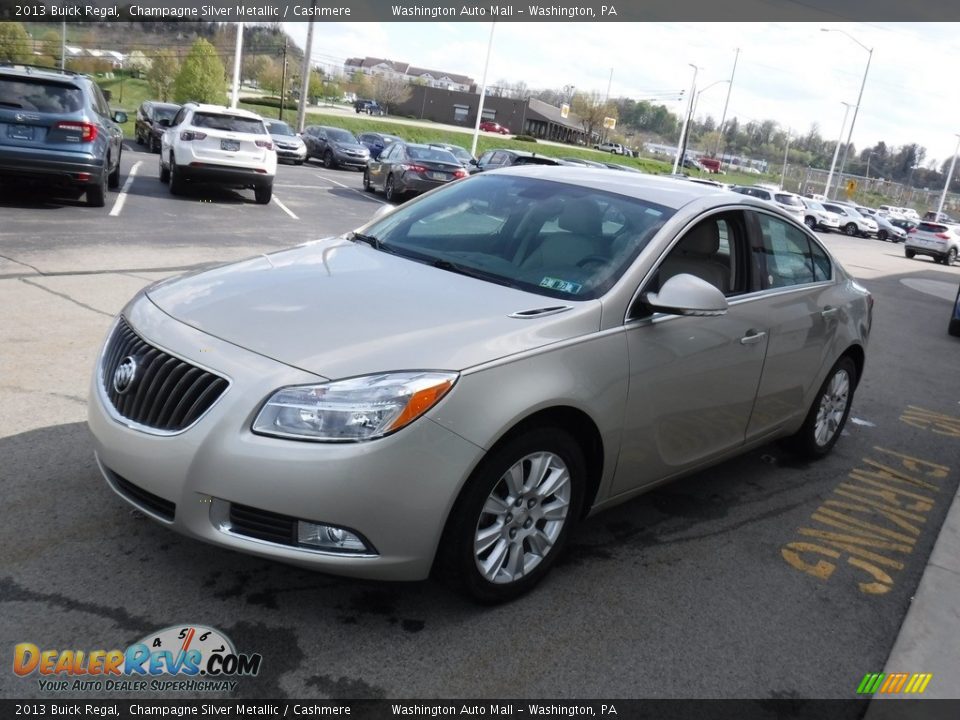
[278,39,288,121]
[470,22,496,158]
[297,15,316,132]
[715,47,739,164]
[673,64,698,175]
[780,130,792,189]
[60,22,66,70]
[230,22,244,109]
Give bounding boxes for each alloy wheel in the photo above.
[814,369,850,447]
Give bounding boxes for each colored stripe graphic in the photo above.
[859,672,932,694]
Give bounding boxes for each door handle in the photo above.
[740,330,767,345]
[821,306,839,318]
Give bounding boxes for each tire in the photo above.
[784,356,857,459]
[135,130,143,145]
[384,174,398,202]
[159,154,169,183]
[254,183,272,205]
[323,150,335,169]
[168,154,185,196]
[107,151,121,189]
[905,249,916,259]
[86,170,107,208]
[362,169,373,192]
[804,216,817,230]
[149,135,158,153]
[944,248,958,266]
[437,426,586,604]
[844,223,857,236]
[877,230,888,242]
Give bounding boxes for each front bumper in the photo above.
[333,150,369,168]
[275,144,307,162]
[88,297,484,581]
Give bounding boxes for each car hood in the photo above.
[146,239,601,379]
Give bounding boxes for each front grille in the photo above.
[101,318,228,432]
[112,471,176,521]
[229,503,297,546]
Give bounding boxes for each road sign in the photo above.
[560,103,570,119]
[845,179,857,197]
[603,116,617,129]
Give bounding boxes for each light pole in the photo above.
[691,80,730,123]
[822,28,873,199]
[780,129,792,189]
[672,64,698,175]
[470,22,496,157]
[715,47,740,162]
[824,101,854,199]
[936,134,960,217]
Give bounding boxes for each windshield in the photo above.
[154,107,178,122]
[775,193,803,207]
[266,121,295,136]
[358,174,675,300]
[192,113,265,134]
[408,146,459,163]
[327,128,358,144]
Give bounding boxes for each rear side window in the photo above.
[754,212,818,288]
[0,77,84,113]
[190,113,266,134]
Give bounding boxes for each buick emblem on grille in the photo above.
[113,356,138,394]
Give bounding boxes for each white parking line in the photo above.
[109,160,142,217]
[315,173,388,204]
[272,196,299,220]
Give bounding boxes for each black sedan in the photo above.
[363,142,466,202]
[135,101,180,153]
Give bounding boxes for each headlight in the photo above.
[252,371,457,442]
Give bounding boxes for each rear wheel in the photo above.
[384,174,398,202]
[86,169,107,207]
[254,184,273,205]
[804,216,817,230]
[168,155,185,196]
[107,150,121,189]
[362,169,373,192]
[159,153,169,183]
[438,427,585,604]
[784,356,857,459]
[844,223,857,236]
[905,249,916,259]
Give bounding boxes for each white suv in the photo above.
[823,201,878,237]
[905,221,960,265]
[159,103,277,204]
[594,142,624,154]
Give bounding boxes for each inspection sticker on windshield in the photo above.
[539,277,582,294]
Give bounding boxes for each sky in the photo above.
[281,21,960,167]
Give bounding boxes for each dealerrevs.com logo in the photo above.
[13,625,262,693]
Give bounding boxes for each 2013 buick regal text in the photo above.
[88,168,872,603]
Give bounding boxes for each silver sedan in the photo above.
[89,168,873,603]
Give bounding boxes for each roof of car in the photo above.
[0,63,84,81]
[495,165,747,210]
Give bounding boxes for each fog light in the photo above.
[297,521,369,553]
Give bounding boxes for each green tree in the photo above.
[173,38,227,105]
[147,50,179,102]
[0,22,31,63]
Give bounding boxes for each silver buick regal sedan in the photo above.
[89,168,872,603]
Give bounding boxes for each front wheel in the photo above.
[877,230,888,241]
[943,248,958,266]
[323,150,335,169]
[844,223,857,236]
[437,427,585,603]
[784,356,857,459]
[804,216,817,230]
[159,154,170,183]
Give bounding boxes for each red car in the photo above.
[479,121,510,135]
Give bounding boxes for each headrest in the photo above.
[557,198,601,237]
[678,222,720,255]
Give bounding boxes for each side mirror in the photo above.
[112,111,128,124]
[469,158,479,166]
[371,204,395,220]
[644,274,728,316]
[157,118,171,128]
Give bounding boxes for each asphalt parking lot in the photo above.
[2,142,959,701]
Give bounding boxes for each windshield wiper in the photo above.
[0,101,24,108]
[431,259,518,289]
[349,232,387,251]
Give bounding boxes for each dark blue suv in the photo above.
[0,63,126,207]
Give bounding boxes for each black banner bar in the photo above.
[3,700,960,720]
[0,0,955,22]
